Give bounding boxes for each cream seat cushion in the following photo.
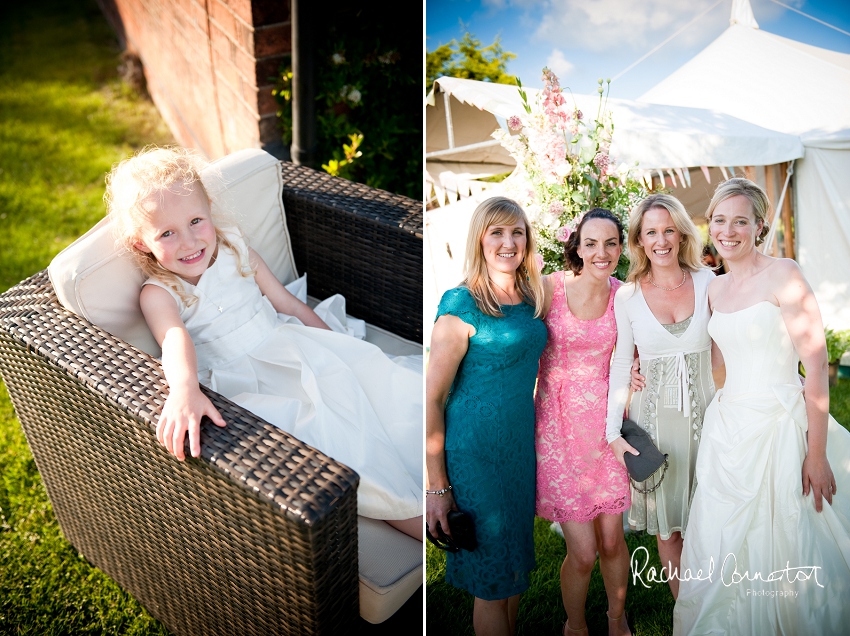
[47,147,422,622]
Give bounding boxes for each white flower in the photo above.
[555,162,572,178]
[347,88,361,103]
[579,137,596,164]
[332,53,345,65]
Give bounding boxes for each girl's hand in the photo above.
[630,357,646,392]
[802,453,836,513]
[609,436,640,468]
[426,490,458,540]
[157,385,226,461]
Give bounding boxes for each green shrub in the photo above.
[825,327,850,364]
[273,5,421,199]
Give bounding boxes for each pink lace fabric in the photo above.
[535,272,630,523]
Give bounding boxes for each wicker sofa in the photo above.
[0,150,423,635]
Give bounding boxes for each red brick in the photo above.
[252,0,289,26]
[208,1,233,36]
[256,55,287,86]
[259,115,281,145]
[212,49,240,92]
[223,0,253,25]
[232,45,258,85]
[257,85,277,116]
[209,21,234,58]
[254,22,289,58]
[107,0,269,159]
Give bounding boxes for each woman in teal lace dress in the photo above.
[427,197,547,634]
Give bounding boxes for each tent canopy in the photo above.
[640,23,850,145]
[427,76,804,172]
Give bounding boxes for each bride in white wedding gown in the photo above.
[673,178,850,635]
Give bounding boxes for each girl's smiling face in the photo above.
[133,182,218,285]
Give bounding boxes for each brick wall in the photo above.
[98,0,290,158]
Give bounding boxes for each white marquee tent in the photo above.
[640,0,850,332]
[425,75,806,345]
[426,76,804,206]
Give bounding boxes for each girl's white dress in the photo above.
[144,232,423,520]
[673,301,850,635]
[606,268,716,539]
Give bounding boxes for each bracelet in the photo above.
[426,485,453,497]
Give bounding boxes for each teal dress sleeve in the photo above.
[435,287,480,331]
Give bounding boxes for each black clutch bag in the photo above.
[621,418,668,493]
[426,510,477,552]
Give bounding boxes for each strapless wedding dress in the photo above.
[673,301,850,635]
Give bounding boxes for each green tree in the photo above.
[426,32,517,90]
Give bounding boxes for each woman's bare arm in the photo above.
[425,314,472,536]
[775,259,836,512]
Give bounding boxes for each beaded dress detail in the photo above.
[536,273,629,522]
[606,268,715,539]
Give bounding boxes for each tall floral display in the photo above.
[493,68,650,277]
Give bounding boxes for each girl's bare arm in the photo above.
[249,248,331,330]
[140,285,225,460]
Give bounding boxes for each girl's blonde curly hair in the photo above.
[105,146,252,304]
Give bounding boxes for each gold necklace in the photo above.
[648,269,687,291]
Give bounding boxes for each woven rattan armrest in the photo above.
[280,162,422,344]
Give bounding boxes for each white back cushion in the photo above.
[48,149,297,357]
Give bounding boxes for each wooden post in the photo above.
[763,164,779,256]
[779,162,795,260]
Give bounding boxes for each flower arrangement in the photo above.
[493,68,651,276]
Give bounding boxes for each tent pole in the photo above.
[443,91,455,149]
[779,161,795,260]
[764,165,779,256]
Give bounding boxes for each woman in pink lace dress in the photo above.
[536,209,632,636]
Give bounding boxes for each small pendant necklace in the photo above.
[195,286,225,312]
[648,268,687,291]
[492,280,519,304]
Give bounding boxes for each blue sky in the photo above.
[426,0,850,99]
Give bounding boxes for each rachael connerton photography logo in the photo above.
[629,547,824,589]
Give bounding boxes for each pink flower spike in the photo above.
[548,200,565,216]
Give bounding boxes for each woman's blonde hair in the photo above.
[105,146,251,304]
[705,177,771,246]
[462,197,544,318]
[626,193,705,284]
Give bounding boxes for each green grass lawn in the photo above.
[0,0,173,633]
[426,379,850,635]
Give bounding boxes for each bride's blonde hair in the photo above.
[105,146,252,304]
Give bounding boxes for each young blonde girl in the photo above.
[106,146,423,540]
